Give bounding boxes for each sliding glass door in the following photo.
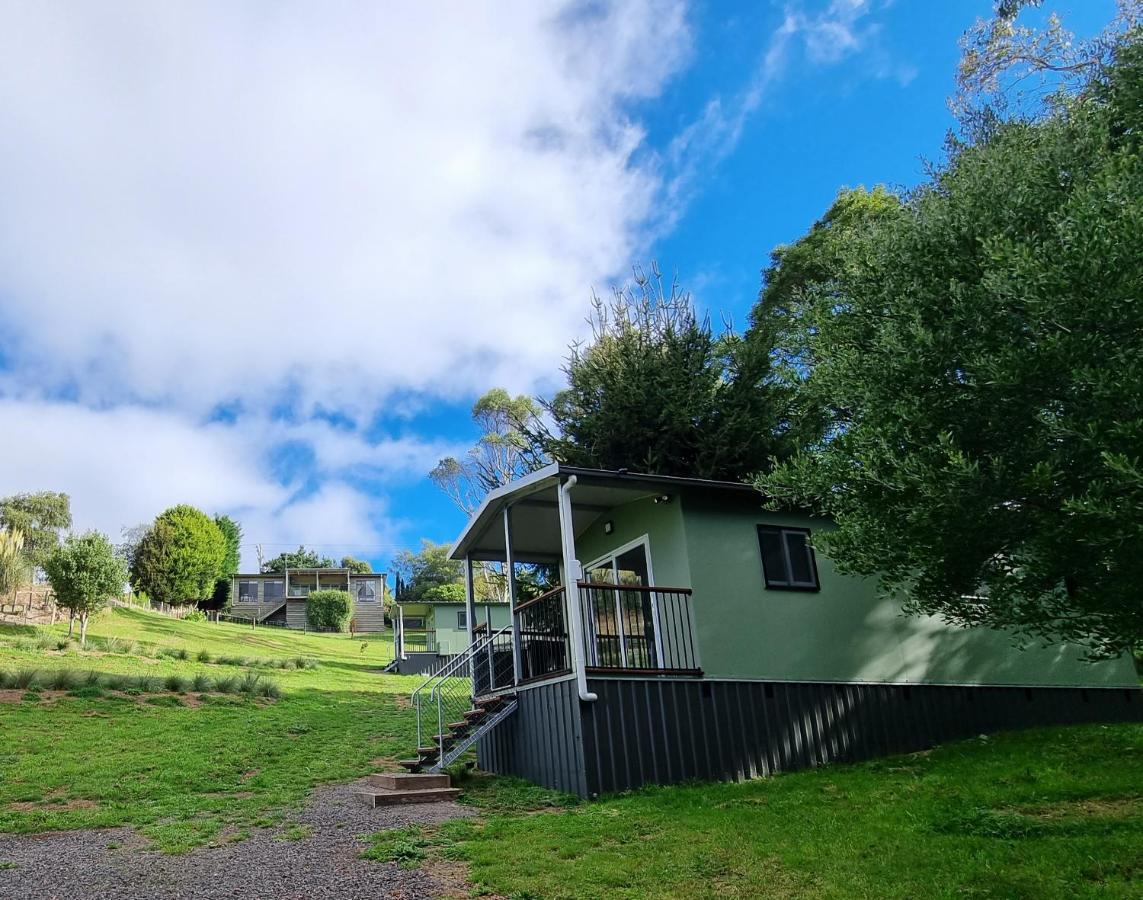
[584,540,661,669]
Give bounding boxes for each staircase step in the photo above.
[356,787,461,807]
[446,721,470,732]
[462,709,488,721]
[397,759,424,772]
[368,773,451,791]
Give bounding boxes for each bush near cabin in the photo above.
[305,589,353,632]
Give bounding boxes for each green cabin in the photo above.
[402,465,1139,796]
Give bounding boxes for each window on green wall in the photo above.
[457,610,467,629]
[757,526,819,591]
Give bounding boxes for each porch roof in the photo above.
[448,463,754,564]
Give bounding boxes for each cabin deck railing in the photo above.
[576,582,700,676]
[514,586,572,684]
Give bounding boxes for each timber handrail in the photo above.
[576,581,693,595]
[513,584,566,613]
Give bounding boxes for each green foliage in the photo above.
[758,40,1143,656]
[429,388,548,514]
[42,532,126,646]
[183,610,207,623]
[422,582,466,603]
[305,589,353,632]
[131,506,227,607]
[339,555,372,574]
[392,540,463,603]
[203,515,243,612]
[0,492,71,568]
[537,265,793,480]
[261,546,334,573]
[0,528,29,597]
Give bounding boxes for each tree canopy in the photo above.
[758,32,1143,657]
[536,264,794,481]
[0,529,28,598]
[130,505,227,607]
[0,491,72,568]
[203,515,243,611]
[43,531,126,645]
[430,388,547,515]
[392,540,463,603]
[340,555,373,574]
[262,546,334,573]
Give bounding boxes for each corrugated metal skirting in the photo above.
[476,677,588,797]
[477,677,1141,798]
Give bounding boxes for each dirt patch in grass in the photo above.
[8,791,99,813]
[1018,796,1142,820]
[422,858,482,899]
[393,694,411,710]
[241,769,260,782]
[370,756,400,769]
[0,690,67,704]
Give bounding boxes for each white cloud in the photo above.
[0,0,691,413]
[0,398,441,569]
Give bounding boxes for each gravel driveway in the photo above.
[0,781,478,900]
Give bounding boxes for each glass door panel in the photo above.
[584,543,659,669]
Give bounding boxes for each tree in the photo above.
[203,515,242,613]
[392,540,463,602]
[0,528,29,601]
[340,555,373,574]
[43,532,126,646]
[535,264,792,481]
[430,388,548,515]
[0,491,72,569]
[130,505,227,607]
[261,546,334,573]
[759,33,1143,657]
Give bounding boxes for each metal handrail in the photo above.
[410,623,513,756]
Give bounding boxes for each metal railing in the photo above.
[514,586,571,683]
[402,629,437,654]
[577,582,700,674]
[410,623,514,769]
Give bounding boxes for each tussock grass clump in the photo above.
[33,632,58,651]
[0,669,15,689]
[134,675,159,694]
[13,668,41,689]
[164,674,189,693]
[237,672,264,694]
[213,675,239,694]
[54,638,74,652]
[105,673,132,692]
[196,649,212,663]
[46,669,81,691]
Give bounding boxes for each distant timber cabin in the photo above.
[228,568,386,632]
[407,464,1141,797]
[393,598,512,674]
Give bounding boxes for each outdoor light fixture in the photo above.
[653,494,672,504]
[604,521,614,534]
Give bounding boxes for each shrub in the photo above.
[13,668,41,689]
[183,609,207,623]
[306,589,353,632]
[46,669,80,691]
[164,674,189,693]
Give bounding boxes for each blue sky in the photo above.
[0,1,1114,573]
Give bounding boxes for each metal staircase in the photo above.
[402,623,516,773]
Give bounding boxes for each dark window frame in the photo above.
[457,610,467,629]
[757,525,820,592]
[403,616,426,629]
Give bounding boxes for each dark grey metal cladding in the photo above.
[395,652,458,676]
[577,678,1143,796]
[476,677,588,797]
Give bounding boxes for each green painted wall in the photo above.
[429,602,513,655]
[577,495,690,588]
[678,491,1137,687]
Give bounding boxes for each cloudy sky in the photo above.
[0,0,1112,570]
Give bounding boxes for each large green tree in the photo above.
[392,540,463,603]
[536,265,793,481]
[0,491,72,568]
[203,515,242,612]
[339,555,373,574]
[43,531,126,646]
[759,33,1143,657]
[130,505,227,607]
[262,546,334,573]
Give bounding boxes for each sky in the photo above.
[0,0,1115,573]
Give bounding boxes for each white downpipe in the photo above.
[558,475,598,703]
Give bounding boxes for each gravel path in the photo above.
[0,781,478,900]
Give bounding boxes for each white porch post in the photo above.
[557,476,597,703]
[396,605,405,660]
[464,554,477,696]
[503,505,522,685]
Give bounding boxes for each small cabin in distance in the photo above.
[228,568,386,632]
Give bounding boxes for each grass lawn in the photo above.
[373,723,1143,900]
[0,606,422,852]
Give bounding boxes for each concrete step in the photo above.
[368,773,451,791]
[356,786,461,807]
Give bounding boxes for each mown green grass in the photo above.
[0,606,421,852]
[372,724,1143,900]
